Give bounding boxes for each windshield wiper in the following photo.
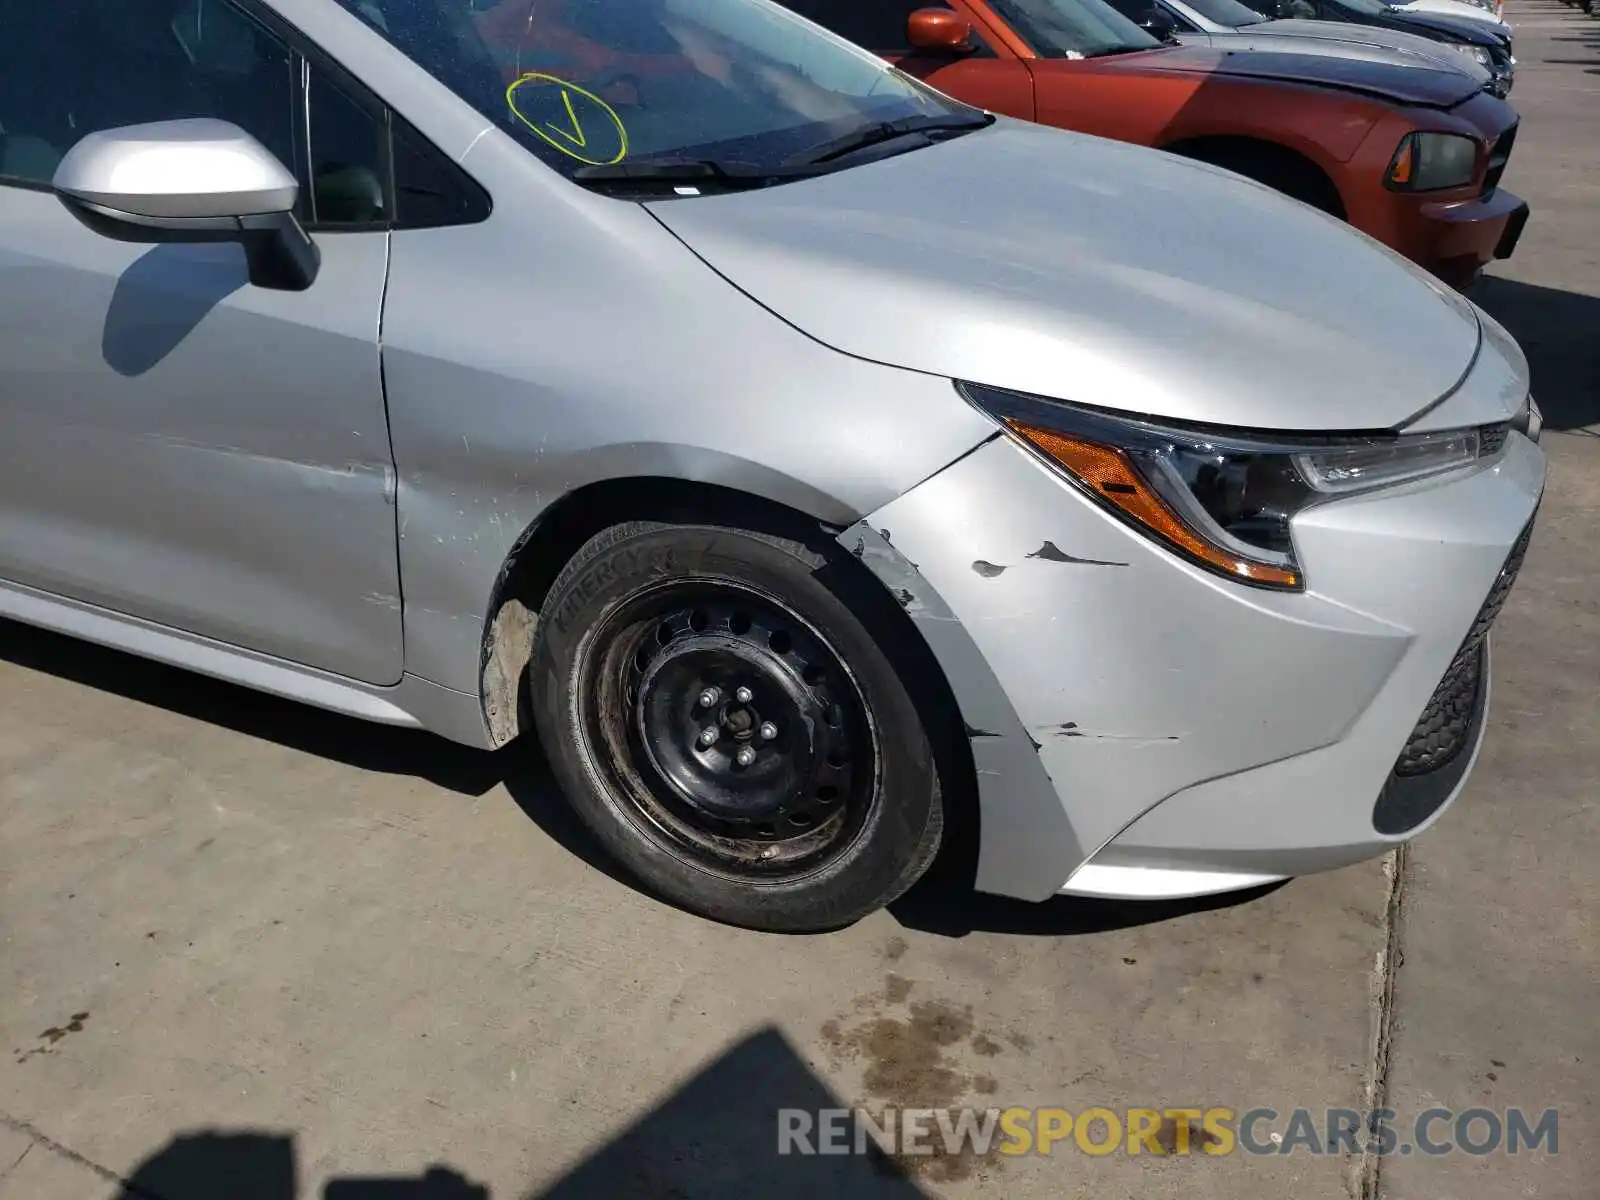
[783,112,995,167]
[572,158,818,190]
[1084,44,1160,57]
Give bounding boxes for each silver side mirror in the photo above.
[52,118,320,292]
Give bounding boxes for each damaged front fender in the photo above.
[836,522,1086,901]
[842,435,1408,902]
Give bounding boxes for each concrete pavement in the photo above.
[1379,4,1600,1196]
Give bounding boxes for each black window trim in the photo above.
[0,173,55,195]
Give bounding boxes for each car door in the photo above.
[780,0,1036,120]
[0,0,403,685]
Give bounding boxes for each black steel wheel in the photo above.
[586,582,875,878]
[529,520,944,931]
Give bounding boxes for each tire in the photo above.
[528,520,944,932]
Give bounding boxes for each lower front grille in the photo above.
[1478,423,1510,457]
[1394,644,1485,776]
[1371,514,1533,835]
[1393,515,1533,777]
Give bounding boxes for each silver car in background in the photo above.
[1138,0,1503,91]
[0,0,1544,931]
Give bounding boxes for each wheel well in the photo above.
[479,478,814,747]
[477,476,981,891]
[492,477,839,623]
[1165,136,1347,220]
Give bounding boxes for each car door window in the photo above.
[0,0,301,189]
[391,114,494,228]
[1102,0,1196,28]
[780,0,957,52]
[308,67,390,227]
[306,57,490,230]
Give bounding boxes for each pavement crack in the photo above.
[3,1141,31,1177]
[1354,844,1409,1200]
[0,1110,161,1199]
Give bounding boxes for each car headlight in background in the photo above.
[1443,41,1495,68]
[963,383,1503,591]
[1512,393,1543,443]
[1387,131,1481,191]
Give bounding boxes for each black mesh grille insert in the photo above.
[1393,516,1533,777]
[1479,423,1510,456]
[1483,122,1517,196]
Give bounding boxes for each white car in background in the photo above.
[1392,0,1511,33]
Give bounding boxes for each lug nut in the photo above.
[736,686,753,703]
[698,727,718,748]
[759,722,777,741]
[736,746,757,767]
[698,687,720,708]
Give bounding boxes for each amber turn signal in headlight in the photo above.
[1387,132,1479,192]
[1006,420,1303,589]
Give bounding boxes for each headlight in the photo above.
[1443,41,1495,68]
[1386,131,1481,191]
[1512,394,1542,443]
[963,383,1500,591]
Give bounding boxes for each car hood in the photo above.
[1249,18,1493,81]
[1382,8,1510,46]
[1105,42,1480,106]
[647,120,1483,433]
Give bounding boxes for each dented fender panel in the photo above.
[840,523,1083,900]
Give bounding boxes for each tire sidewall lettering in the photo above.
[550,541,680,637]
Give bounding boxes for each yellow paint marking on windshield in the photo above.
[505,73,629,167]
[547,89,588,148]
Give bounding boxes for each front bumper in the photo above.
[1384,187,1529,290]
[844,402,1545,904]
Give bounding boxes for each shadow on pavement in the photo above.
[528,1027,928,1198]
[1472,275,1600,431]
[103,1030,925,1200]
[112,1132,489,1198]
[0,616,639,892]
[890,874,1285,938]
[0,618,504,798]
[0,615,1279,939]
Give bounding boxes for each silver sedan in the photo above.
[0,0,1544,930]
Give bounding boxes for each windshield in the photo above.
[1183,0,1271,26]
[334,0,974,179]
[1326,0,1399,15]
[986,0,1162,56]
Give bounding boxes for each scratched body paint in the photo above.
[506,73,629,166]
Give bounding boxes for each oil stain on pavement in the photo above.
[817,958,1031,1184]
[15,1011,89,1064]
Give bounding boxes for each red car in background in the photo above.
[781,0,1528,287]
